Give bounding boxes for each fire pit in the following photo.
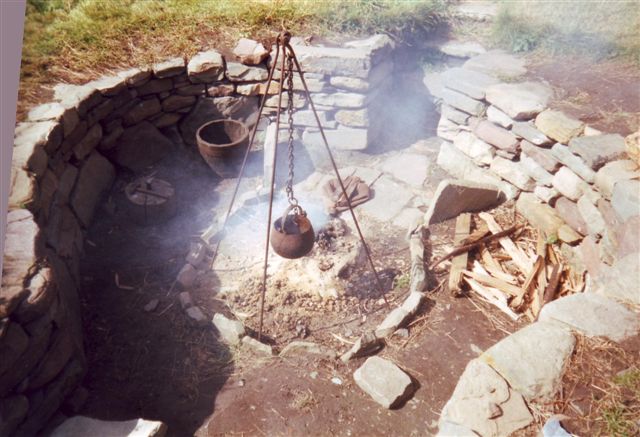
[124,176,177,225]
[196,119,249,178]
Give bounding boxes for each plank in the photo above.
[464,277,520,321]
[448,213,471,295]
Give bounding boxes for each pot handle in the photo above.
[278,204,306,233]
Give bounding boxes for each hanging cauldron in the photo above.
[270,205,315,259]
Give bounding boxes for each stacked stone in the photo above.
[432,50,640,284]
[2,34,400,434]
[265,35,395,156]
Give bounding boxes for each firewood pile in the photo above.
[431,210,584,322]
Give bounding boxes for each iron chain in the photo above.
[285,48,299,210]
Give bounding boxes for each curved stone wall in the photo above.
[1,35,395,435]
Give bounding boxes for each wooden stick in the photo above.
[464,277,520,321]
[478,212,533,275]
[429,224,520,270]
[480,246,516,284]
[449,213,471,295]
[516,255,544,310]
[541,264,563,309]
[463,270,523,297]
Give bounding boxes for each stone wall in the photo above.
[1,34,396,435]
[430,50,640,284]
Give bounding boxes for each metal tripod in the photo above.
[211,31,389,340]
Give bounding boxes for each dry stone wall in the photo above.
[1,34,396,435]
[431,51,640,292]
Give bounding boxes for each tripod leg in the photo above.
[286,44,390,308]
[258,44,289,341]
[210,42,281,267]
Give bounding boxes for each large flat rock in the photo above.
[539,293,639,342]
[380,152,430,187]
[592,252,640,305]
[353,356,414,409]
[358,175,413,222]
[439,359,533,437]
[568,134,627,170]
[425,179,503,225]
[441,67,499,100]
[535,110,584,144]
[463,50,527,78]
[485,82,552,120]
[480,322,575,400]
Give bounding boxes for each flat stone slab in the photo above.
[463,50,527,78]
[280,341,337,360]
[611,179,640,222]
[453,131,495,165]
[51,416,167,437]
[520,152,553,186]
[592,252,640,305]
[550,144,596,184]
[539,293,640,342]
[439,359,533,437]
[303,127,368,151]
[511,121,552,146]
[441,87,485,115]
[516,193,565,238]
[439,40,486,58]
[359,175,413,222]
[552,166,590,202]
[555,197,589,236]
[425,179,503,225]
[485,82,552,120]
[437,142,519,200]
[535,110,584,144]
[491,157,535,191]
[568,134,627,170]
[474,120,519,152]
[595,160,640,199]
[353,356,414,409]
[486,105,514,128]
[441,67,499,100]
[380,152,430,187]
[480,321,575,400]
[520,140,560,173]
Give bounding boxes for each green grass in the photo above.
[599,367,640,437]
[19,0,449,112]
[492,1,640,62]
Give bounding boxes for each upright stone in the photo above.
[424,179,503,225]
[70,152,115,227]
[233,38,269,65]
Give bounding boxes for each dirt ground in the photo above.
[525,56,640,136]
[70,43,640,437]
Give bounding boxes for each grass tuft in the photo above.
[492,1,640,63]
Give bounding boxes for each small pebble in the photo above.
[144,299,159,312]
[331,377,343,385]
[310,371,318,379]
[238,379,245,387]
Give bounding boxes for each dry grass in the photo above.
[19,0,449,117]
[549,336,640,436]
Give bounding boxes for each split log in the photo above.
[464,277,520,321]
[465,262,523,297]
[480,246,517,284]
[478,212,533,275]
[542,264,563,306]
[429,224,520,270]
[448,213,471,295]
